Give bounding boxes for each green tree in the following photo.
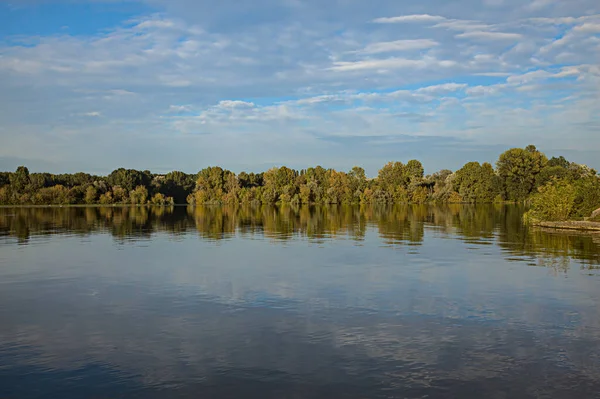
[160,171,195,204]
[524,179,577,223]
[406,160,424,182]
[29,173,53,190]
[107,169,152,193]
[191,166,236,204]
[263,167,297,203]
[85,186,98,204]
[378,162,407,192]
[347,166,367,203]
[453,162,500,203]
[548,156,570,169]
[10,166,31,193]
[571,176,600,219]
[496,145,548,201]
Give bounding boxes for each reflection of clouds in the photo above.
[1,205,600,396]
[1,281,599,397]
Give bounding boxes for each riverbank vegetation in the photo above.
[1,145,599,223]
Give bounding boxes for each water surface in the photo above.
[1,205,599,398]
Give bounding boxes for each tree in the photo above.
[378,162,407,192]
[411,186,428,203]
[453,162,500,203]
[99,191,114,204]
[130,185,148,205]
[10,166,30,193]
[0,172,10,187]
[85,186,98,204]
[536,166,569,187]
[191,166,236,204]
[326,170,348,204]
[160,171,195,204]
[238,172,263,188]
[112,186,127,203]
[406,160,424,182]
[571,176,600,218]
[107,169,152,193]
[32,185,73,205]
[29,173,53,190]
[347,166,367,203]
[151,192,168,205]
[263,167,297,203]
[548,156,570,169]
[496,146,547,201]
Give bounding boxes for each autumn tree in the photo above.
[130,186,148,205]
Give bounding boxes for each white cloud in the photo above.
[217,100,255,109]
[416,83,468,94]
[433,20,493,31]
[134,19,177,30]
[83,112,101,117]
[372,14,446,24]
[465,85,505,96]
[329,58,428,72]
[455,31,522,40]
[475,72,512,77]
[573,23,600,33]
[357,39,439,54]
[506,67,581,85]
[169,105,192,112]
[527,16,578,24]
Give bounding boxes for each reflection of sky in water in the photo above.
[0,206,600,398]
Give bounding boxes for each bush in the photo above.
[571,177,600,219]
[523,179,577,223]
[151,193,167,205]
[447,191,463,204]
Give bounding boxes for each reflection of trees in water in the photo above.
[188,205,367,241]
[0,206,193,243]
[521,229,600,271]
[364,205,424,245]
[494,205,600,270]
[1,205,599,268]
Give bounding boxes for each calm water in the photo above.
[1,205,599,399]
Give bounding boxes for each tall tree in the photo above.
[10,166,30,193]
[496,145,548,201]
[453,162,500,203]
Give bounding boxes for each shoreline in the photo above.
[532,220,600,232]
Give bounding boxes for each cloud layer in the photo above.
[1,0,599,174]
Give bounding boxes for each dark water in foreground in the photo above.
[1,205,599,399]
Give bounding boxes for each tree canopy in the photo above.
[1,145,598,220]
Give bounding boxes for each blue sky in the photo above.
[1,0,599,176]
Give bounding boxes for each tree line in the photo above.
[1,145,599,221]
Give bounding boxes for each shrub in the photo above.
[523,179,577,223]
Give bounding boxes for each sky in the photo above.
[1,0,599,176]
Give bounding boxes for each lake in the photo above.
[1,205,599,398]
